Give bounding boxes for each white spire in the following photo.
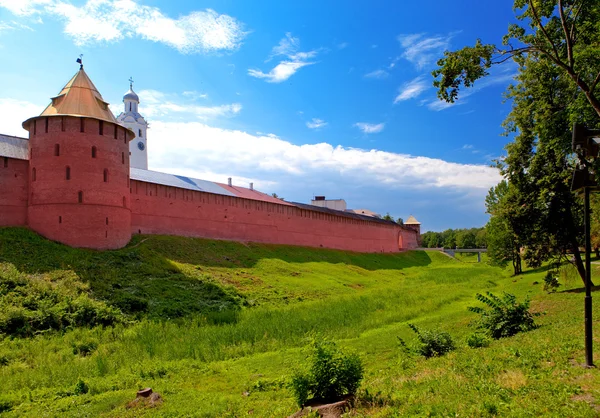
[117,77,148,170]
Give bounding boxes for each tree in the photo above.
[475,228,488,248]
[433,1,600,118]
[485,181,522,275]
[434,0,600,285]
[455,229,477,249]
[383,212,394,222]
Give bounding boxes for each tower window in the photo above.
[32,168,36,181]
[114,124,118,139]
[122,152,125,164]
[54,144,60,156]
[123,196,126,207]
[80,118,85,133]
[45,118,49,133]
[106,217,109,225]
[61,117,65,132]
[66,166,71,180]
[59,216,62,224]
[103,169,109,183]
[92,146,97,158]
[129,103,132,112]
[78,191,83,204]
[139,129,142,137]
[3,157,7,168]
[33,120,36,135]
[99,120,104,136]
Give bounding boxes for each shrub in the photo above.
[468,292,539,339]
[72,339,98,356]
[466,332,490,348]
[543,271,560,292]
[291,340,364,407]
[74,379,89,395]
[398,324,455,358]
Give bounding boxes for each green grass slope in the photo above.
[0,227,599,416]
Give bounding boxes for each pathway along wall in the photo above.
[0,156,28,226]
[26,116,133,249]
[130,180,418,252]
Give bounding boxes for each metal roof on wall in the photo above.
[0,134,28,160]
[130,168,237,197]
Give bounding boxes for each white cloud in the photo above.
[394,76,428,103]
[0,98,44,136]
[136,89,241,120]
[397,32,457,69]
[353,122,384,134]
[248,33,319,83]
[364,69,389,79]
[462,144,474,150]
[0,0,246,53]
[143,120,500,192]
[306,118,327,129]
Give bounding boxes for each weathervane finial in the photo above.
[129,76,134,90]
[76,54,83,69]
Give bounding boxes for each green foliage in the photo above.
[291,340,364,406]
[466,332,490,348]
[543,271,560,292]
[468,292,539,339]
[71,339,98,356]
[398,323,456,358]
[0,266,123,337]
[73,379,89,395]
[421,227,485,249]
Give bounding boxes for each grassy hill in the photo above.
[0,227,599,416]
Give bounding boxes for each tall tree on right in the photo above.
[433,0,600,285]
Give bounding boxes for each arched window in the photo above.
[45,118,49,133]
[92,146,97,158]
[66,166,71,180]
[54,144,60,156]
[129,103,132,111]
[80,118,85,133]
[99,121,104,135]
[32,167,36,181]
[139,129,142,137]
[103,169,109,183]
[58,216,62,224]
[105,217,109,225]
[78,191,83,204]
[3,157,7,168]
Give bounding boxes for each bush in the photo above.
[291,340,364,407]
[466,332,490,348]
[543,271,560,292]
[468,292,539,339]
[74,379,89,395]
[398,324,455,358]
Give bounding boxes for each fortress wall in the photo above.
[130,180,418,252]
[0,157,29,226]
[27,116,132,249]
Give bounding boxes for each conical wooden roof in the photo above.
[405,215,421,225]
[23,67,117,130]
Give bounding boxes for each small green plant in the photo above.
[74,379,89,395]
[72,339,98,356]
[290,340,364,407]
[543,271,560,292]
[398,324,455,358]
[468,292,539,339]
[466,332,490,348]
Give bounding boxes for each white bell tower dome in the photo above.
[116,77,148,170]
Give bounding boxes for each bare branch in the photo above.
[570,0,584,41]
[528,0,562,63]
[591,71,600,93]
[558,0,574,67]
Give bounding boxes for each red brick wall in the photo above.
[27,116,133,249]
[0,156,28,226]
[130,180,418,252]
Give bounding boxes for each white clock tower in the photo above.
[117,78,148,169]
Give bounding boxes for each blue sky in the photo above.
[0,0,519,231]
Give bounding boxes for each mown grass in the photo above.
[1,227,600,416]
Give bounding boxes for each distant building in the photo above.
[346,209,381,218]
[311,196,347,211]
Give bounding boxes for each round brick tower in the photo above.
[22,66,135,249]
